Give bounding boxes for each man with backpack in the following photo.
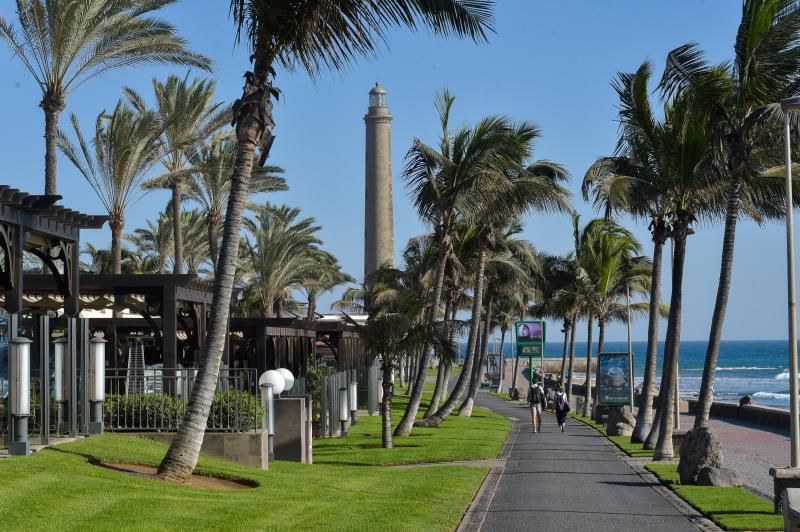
[554,384,570,432]
[527,382,546,433]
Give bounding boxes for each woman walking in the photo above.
[554,384,570,432]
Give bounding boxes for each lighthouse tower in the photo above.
[363,82,395,278]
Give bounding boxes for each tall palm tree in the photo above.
[660,0,800,429]
[577,219,643,416]
[127,212,174,274]
[58,100,162,273]
[241,205,322,317]
[459,222,540,416]
[185,136,286,272]
[158,0,494,481]
[127,75,229,273]
[0,0,209,195]
[414,115,570,430]
[336,266,459,449]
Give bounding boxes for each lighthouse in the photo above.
[363,82,395,278]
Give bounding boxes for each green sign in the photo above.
[596,352,632,405]
[515,320,546,385]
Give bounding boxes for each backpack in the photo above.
[556,393,567,412]
[531,386,543,405]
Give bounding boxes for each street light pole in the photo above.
[626,284,634,409]
[782,97,800,468]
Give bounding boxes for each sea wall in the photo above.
[687,399,790,428]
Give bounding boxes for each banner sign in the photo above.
[515,320,546,386]
[597,352,632,405]
[486,354,502,378]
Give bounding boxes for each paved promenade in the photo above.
[467,393,703,531]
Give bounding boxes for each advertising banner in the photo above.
[597,352,632,405]
[486,354,502,378]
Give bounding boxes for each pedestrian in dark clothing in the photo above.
[553,384,570,432]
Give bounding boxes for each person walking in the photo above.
[554,384,570,432]
[527,382,546,432]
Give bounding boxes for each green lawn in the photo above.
[646,463,782,531]
[425,365,462,378]
[0,390,510,531]
[316,393,510,466]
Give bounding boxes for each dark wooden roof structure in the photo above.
[0,186,106,315]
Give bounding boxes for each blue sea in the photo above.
[460,339,796,410]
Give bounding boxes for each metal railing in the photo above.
[103,367,261,433]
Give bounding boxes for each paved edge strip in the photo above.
[456,407,520,532]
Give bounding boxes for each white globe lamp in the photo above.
[276,368,294,392]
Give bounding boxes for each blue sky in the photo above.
[0,1,788,342]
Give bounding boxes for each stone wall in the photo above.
[687,399,790,429]
[125,430,268,469]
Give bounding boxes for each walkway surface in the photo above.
[466,392,704,532]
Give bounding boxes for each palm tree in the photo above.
[336,266,459,449]
[158,0,494,481]
[58,100,162,273]
[659,0,800,429]
[459,221,540,416]
[241,205,322,317]
[128,75,228,273]
[127,212,174,273]
[185,137,286,271]
[414,113,570,430]
[0,0,209,195]
[577,219,643,417]
[300,250,353,320]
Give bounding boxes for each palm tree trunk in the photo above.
[654,229,689,460]
[425,300,452,416]
[695,175,743,428]
[208,215,220,272]
[460,294,493,416]
[42,93,65,196]
[157,44,271,479]
[582,312,594,417]
[416,238,487,428]
[559,318,570,388]
[632,235,665,443]
[172,182,184,274]
[394,238,451,437]
[597,318,606,354]
[110,219,124,275]
[405,352,416,397]
[566,312,577,401]
[381,357,393,449]
[644,324,673,450]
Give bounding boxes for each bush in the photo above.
[105,391,263,432]
[105,393,185,430]
[208,390,264,431]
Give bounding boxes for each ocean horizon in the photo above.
[458,339,796,410]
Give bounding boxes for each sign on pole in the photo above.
[596,352,632,405]
[515,320,546,386]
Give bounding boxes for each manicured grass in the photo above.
[316,391,511,466]
[570,413,654,458]
[425,365,462,378]
[646,463,782,531]
[0,390,511,530]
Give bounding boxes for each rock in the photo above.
[678,426,723,485]
[739,395,753,407]
[606,406,636,436]
[696,466,742,487]
[612,421,633,437]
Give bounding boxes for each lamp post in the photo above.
[339,387,349,436]
[783,96,800,468]
[9,336,32,456]
[53,337,68,434]
[626,284,635,409]
[349,380,358,426]
[87,336,107,435]
[259,370,286,463]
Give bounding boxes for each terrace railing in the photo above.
[104,367,261,433]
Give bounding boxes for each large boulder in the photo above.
[696,466,742,487]
[678,426,723,484]
[606,406,636,436]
